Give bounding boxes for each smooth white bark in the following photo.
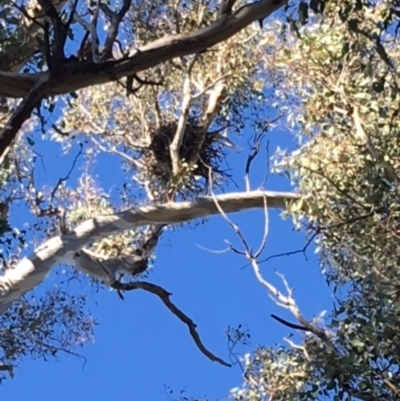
[0,190,298,314]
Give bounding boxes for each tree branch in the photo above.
[170,58,196,176]
[0,0,288,98]
[0,74,52,166]
[270,313,311,332]
[111,280,231,367]
[0,190,298,314]
[100,0,131,60]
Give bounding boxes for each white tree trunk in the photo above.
[0,190,298,314]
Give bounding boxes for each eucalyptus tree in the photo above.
[1,0,400,400]
[228,2,400,400]
[0,0,297,378]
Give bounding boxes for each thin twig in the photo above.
[196,243,231,254]
[50,143,83,199]
[253,231,317,268]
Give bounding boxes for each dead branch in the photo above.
[244,133,264,192]
[254,230,318,267]
[111,280,231,367]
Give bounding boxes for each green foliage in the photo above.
[2,0,400,395]
[230,2,400,400]
[0,288,96,382]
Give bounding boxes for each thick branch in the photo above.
[0,190,298,314]
[0,0,288,98]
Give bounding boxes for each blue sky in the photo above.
[0,122,333,400]
[0,3,333,398]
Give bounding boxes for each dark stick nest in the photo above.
[141,118,231,195]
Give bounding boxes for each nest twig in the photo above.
[141,118,231,196]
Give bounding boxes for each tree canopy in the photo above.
[1,0,400,399]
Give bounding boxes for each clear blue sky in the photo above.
[1,120,333,400]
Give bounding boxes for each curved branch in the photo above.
[0,0,288,98]
[0,190,298,314]
[111,280,231,367]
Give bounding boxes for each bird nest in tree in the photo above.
[141,119,231,196]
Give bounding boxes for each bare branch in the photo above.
[189,55,225,166]
[200,56,225,130]
[284,336,312,363]
[36,0,66,63]
[254,194,269,258]
[90,0,101,63]
[210,186,331,345]
[243,229,317,269]
[219,0,239,16]
[111,280,231,367]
